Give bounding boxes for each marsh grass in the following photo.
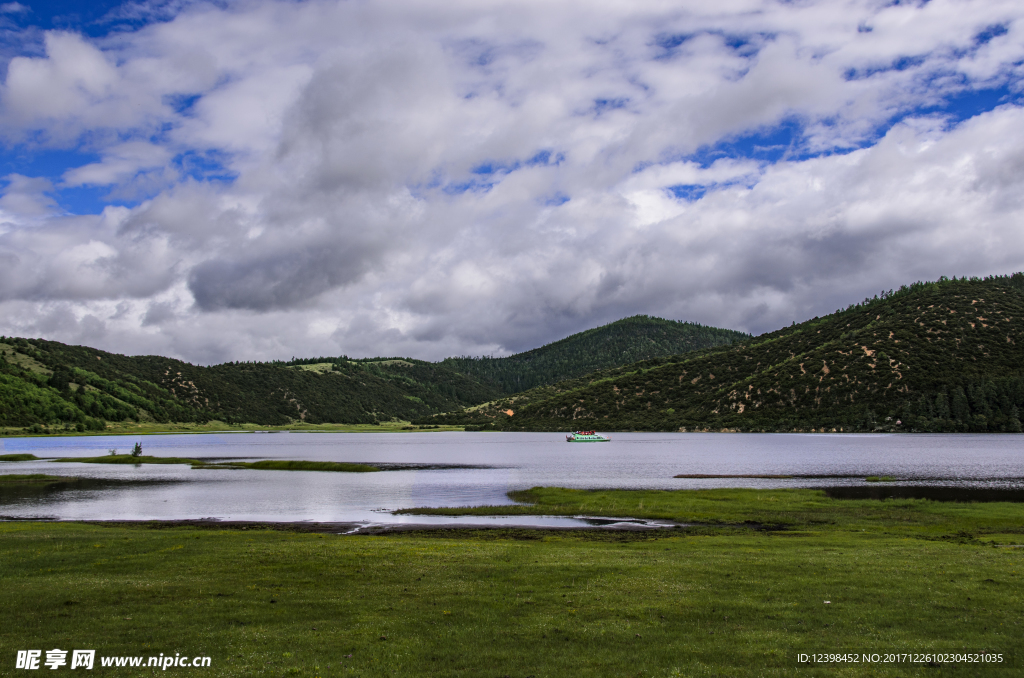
[54,454,201,465]
[0,512,1020,677]
[0,473,76,485]
[0,453,39,461]
[193,460,379,473]
[399,487,1024,538]
[0,473,83,501]
[50,456,379,472]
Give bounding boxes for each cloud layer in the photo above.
[1,0,1024,363]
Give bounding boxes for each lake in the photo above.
[1,432,1022,528]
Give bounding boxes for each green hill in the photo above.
[441,316,749,393]
[0,315,747,433]
[498,274,1024,433]
[0,340,502,430]
[23,268,1021,437]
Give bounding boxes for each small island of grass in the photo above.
[55,454,201,465]
[194,460,379,473]
[0,473,78,485]
[51,455,379,472]
[0,454,40,462]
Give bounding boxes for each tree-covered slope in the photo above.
[502,274,1024,433]
[0,339,146,431]
[441,315,749,394]
[2,314,749,431]
[18,274,1018,436]
[0,340,503,429]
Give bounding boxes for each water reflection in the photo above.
[0,432,1022,524]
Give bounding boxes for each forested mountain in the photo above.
[497,274,1024,433]
[442,316,749,393]
[0,340,502,430]
[14,270,1019,436]
[0,315,745,432]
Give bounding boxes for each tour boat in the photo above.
[565,430,610,442]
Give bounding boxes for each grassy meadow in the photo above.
[0,488,1021,676]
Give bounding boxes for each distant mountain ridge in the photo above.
[14,270,1021,436]
[441,316,749,394]
[495,274,1024,433]
[0,315,746,432]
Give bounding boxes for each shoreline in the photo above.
[0,517,687,534]
[9,428,1022,439]
[0,424,466,438]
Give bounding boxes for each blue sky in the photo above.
[1,0,1024,364]
[2,0,190,35]
[0,0,192,214]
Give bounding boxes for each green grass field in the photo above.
[1,489,1021,677]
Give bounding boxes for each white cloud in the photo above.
[0,0,1023,363]
[3,33,131,136]
[62,141,174,187]
[0,174,57,221]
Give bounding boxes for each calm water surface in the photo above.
[1,432,1022,526]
